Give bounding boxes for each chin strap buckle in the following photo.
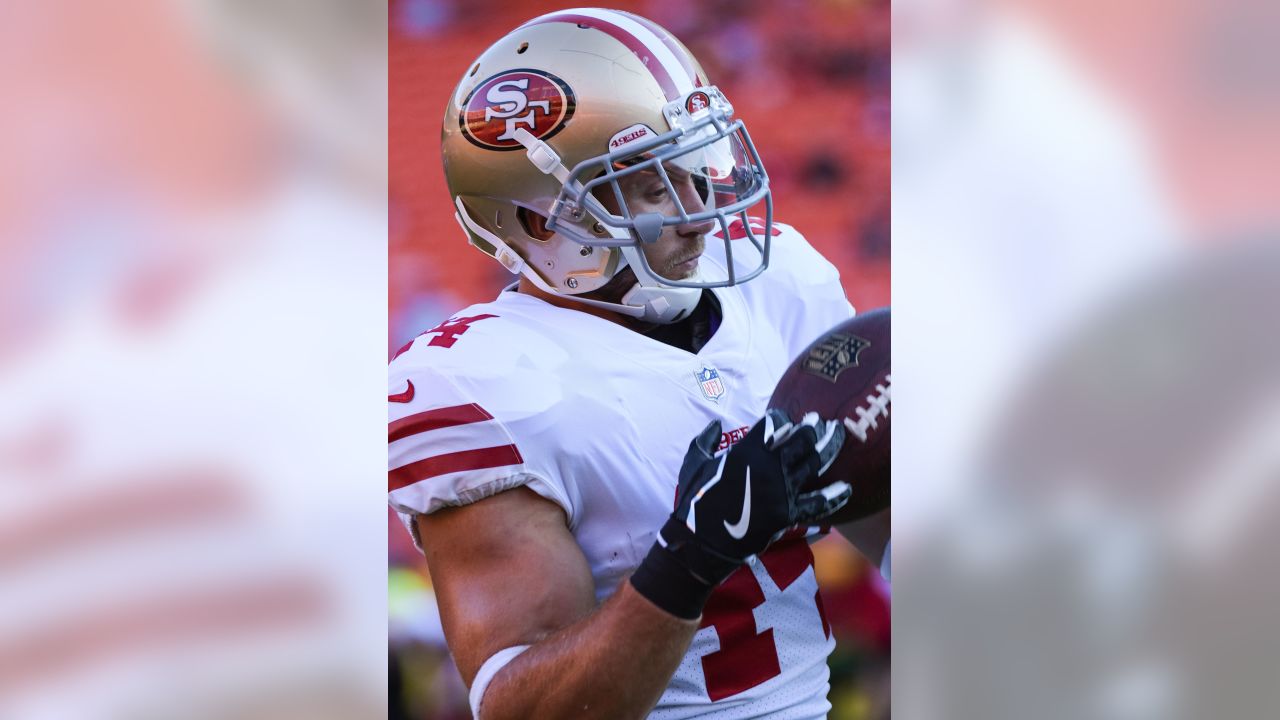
[513,128,571,184]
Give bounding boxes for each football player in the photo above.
[390,8,886,719]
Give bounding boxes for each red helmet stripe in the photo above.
[520,11,694,100]
[617,11,703,88]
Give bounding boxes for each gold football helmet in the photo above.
[442,8,774,323]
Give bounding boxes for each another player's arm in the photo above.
[418,487,696,720]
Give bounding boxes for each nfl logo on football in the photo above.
[695,366,726,401]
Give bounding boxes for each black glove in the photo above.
[630,409,851,619]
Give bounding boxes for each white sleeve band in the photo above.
[468,644,531,719]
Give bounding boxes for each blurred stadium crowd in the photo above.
[389,1,891,718]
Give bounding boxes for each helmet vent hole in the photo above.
[494,210,504,228]
[577,23,589,29]
[468,63,479,77]
[517,42,529,54]
[516,207,552,242]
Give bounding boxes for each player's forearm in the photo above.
[479,581,697,720]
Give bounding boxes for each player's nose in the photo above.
[678,215,715,238]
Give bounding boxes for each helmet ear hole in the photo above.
[517,206,554,241]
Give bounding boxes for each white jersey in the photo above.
[389,222,854,719]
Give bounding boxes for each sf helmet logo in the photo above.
[461,69,576,151]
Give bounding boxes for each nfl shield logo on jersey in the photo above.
[694,366,726,401]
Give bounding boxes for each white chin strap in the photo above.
[454,197,700,324]
[536,263,701,325]
[545,259,701,324]
[616,245,703,324]
[520,244,700,325]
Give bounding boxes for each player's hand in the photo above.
[672,409,850,562]
[630,409,850,619]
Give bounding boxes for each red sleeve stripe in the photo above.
[389,403,494,443]
[388,445,524,492]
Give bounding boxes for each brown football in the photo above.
[769,307,890,524]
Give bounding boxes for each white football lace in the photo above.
[843,373,892,443]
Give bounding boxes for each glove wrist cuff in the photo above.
[630,541,713,620]
[630,519,742,619]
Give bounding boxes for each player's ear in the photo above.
[517,207,555,241]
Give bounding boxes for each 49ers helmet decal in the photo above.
[460,69,576,151]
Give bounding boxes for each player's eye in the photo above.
[643,183,668,201]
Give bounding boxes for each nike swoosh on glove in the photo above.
[630,409,851,619]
